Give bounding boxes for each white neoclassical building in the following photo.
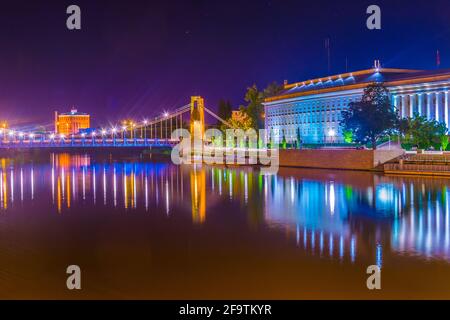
[264,63,450,144]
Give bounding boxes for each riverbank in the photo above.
[279,148,404,171]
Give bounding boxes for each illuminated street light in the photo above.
[60,134,65,139]
[101,129,107,136]
[328,129,336,145]
[8,130,14,137]
[163,112,169,118]
[29,133,35,139]
[18,132,24,138]
[49,133,55,139]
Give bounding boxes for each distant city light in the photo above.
[81,133,86,137]
[49,133,55,139]
[60,134,65,139]
[111,127,117,133]
[29,133,35,139]
[328,129,336,137]
[163,112,169,118]
[8,130,14,136]
[122,126,127,131]
[101,129,107,135]
[18,132,24,138]
[91,131,96,136]
[143,119,148,125]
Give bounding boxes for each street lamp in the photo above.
[142,119,148,141]
[131,122,136,141]
[49,133,55,145]
[8,130,14,143]
[101,129,107,144]
[328,129,336,145]
[111,127,117,145]
[122,125,127,144]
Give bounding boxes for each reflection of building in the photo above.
[264,61,450,144]
[54,109,90,135]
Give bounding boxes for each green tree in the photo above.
[340,83,398,149]
[217,99,232,126]
[240,82,283,130]
[441,134,449,151]
[243,84,264,130]
[263,81,284,99]
[343,130,353,143]
[399,115,448,150]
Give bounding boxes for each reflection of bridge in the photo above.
[0,96,232,150]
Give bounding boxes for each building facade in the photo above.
[55,109,90,135]
[264,64,450,144]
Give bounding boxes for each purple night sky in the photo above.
[0,0,450,128]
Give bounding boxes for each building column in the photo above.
[446,91,449,129]
[393,95,399,113]
[409,94,415,118]
[402,95,407,118]
[436,92,441,122]
[418,93,424,116]
[427,93,432,120]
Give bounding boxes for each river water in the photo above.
[0,152,449,299]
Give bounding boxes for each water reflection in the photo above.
[1,153,450,266]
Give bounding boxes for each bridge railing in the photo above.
[0,138,179,148]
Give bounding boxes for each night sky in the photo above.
[1,0,450,128]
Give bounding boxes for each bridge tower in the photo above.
[190,96,205,151]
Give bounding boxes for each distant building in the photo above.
[264,61,450,144]
[54,109,90,135]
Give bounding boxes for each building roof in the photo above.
[59,109,89,116]
[265,67,450,103]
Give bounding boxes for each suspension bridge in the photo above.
[0,96,234,150]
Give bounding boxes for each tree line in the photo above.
[340,83,449,150]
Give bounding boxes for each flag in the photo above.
[437,50,441,68]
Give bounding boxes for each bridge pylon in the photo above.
[190,96,205,154]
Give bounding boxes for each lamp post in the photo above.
[111,127,117,145]
[49,133,55,145]
[8,130,15,144]
[101,129,107,145]
[143,120,148,145]
[29,133,35,145]
[18,132,24,144]
[122,126,127,144]
[164,112,169,141]
[327,129,336,146]
[91,131,96,145]
[132,123,137,145]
